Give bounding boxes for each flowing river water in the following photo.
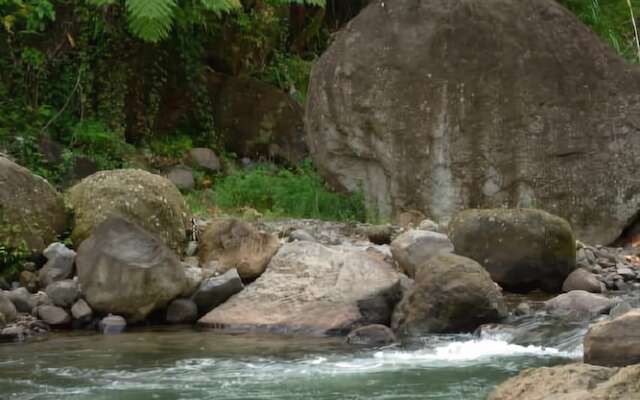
[0,307,590,400]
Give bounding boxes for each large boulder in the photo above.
[66,169,189,252]
[198,219,281,281]
[0,156,67,255]
[449,209,575,292]
[305,0,640,245]
[210,72,307,165]
[488,363,640,400]
[390,230,453,278]
[198,241,402,336]
[392,253,506,335]
[584,309,640,367]
[75,217,186,322]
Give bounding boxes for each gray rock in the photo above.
[187,148,221,172]
[584,309,640,367]
[37,305,71,326]
[6,287,36,313]
[449,209,576,293]
[305,0,640,246]
[75,217,186,322]
[45,279,80,308]
[32,291,53,308]
[514,302,531,317]
[390,230,454,278]
[181,266,205,298]
[346,324,397,346]
[288,229,316,243]
[70,299,93,322]
[562,268,602,293]
[617,267,636,280]
[192,269,244,314]
[166,299,198,324]
[392,253,507,335]
[99,315,126,335]
[166,165,195,191]
[365,225,393,245]
[0,292,17,322]
[39,243,76,288]
[417,219,439,232]
[545,290,616,318]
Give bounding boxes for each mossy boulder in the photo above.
[392,253,507,335]
[66,169,190,252]
[449,209,576,293]
[0,156,67,254]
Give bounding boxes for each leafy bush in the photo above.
[214,161,366,221]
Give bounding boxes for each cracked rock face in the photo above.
[306,0,640,245]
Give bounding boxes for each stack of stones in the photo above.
[576,242,640,292]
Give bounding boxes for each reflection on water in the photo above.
[0,321,581,400]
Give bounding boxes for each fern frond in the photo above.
[199,0,242,15]
[126,0,176,42]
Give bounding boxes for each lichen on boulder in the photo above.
[65,169,190,252]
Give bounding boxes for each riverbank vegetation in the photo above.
[0,0,638,222]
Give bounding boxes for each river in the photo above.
[0,310,588,400]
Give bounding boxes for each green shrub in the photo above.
[214,161,367,221]
[147,134,194,159]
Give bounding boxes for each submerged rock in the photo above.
[346,324,397,347]
[76,217,186,322]
[66,169,190,253]
[584,309,640,367]
[198,241,402,336]
[392,253,507,335]
[198,219,280,281]
[306,0,640,245]
[545,290,616,318]
[99,315,126,335]
[390,230,453,278]
[489,363,640,400]
[449,209,576,293]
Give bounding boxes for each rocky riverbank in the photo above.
[2,157,640,398]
